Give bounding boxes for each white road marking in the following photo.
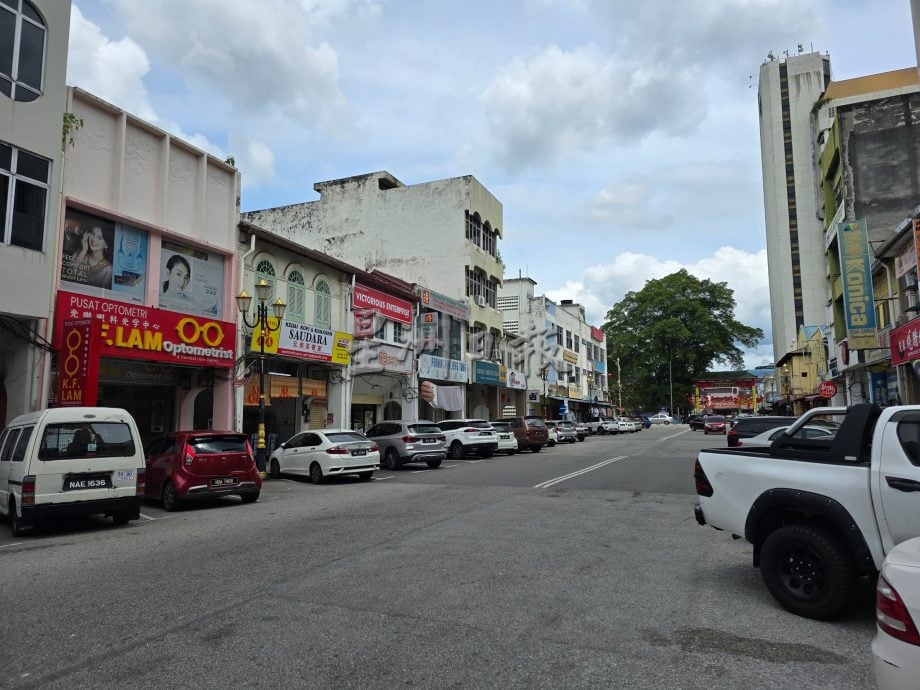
[372,475,395,480]
[139,512,157,521]
[0,542,24,548]
[534,456,628,489]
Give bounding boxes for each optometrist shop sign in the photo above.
[54,290,236,368]
[837,220,878,349]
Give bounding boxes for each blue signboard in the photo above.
[473,360,500,385]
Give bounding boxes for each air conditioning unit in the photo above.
[475,295,487,307]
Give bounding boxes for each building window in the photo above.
[254,259,276,304]
[466,211,482,246]
[482,223,494,255]
[566,330,573,350]
[0,0,46,102]
[394,322,408,345]
[314,278,331,328]
[286,269,305,322]
[0,141,49,251]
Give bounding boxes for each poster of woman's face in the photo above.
[159,240,224,318]
[353,309,378,338]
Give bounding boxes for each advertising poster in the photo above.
[159,240,224,319]
[250,317,352,365]
[837,220,877,349]
[61,208,148,303]
[56,318,100,407]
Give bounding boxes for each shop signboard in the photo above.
[352,342,413,374]
[416,285,470,321]
[890,317,920,366]
[243,376,327,407]
[251,318,352,365]
[837,220,878,349]
[563,350,578,364]
[353,283,413,326]
[506,369,527,390]
[527,390,541,402]
[568,384,581,399]
[55,291,235,368]
[417,353,467,382]
[473,360,500,386]
[420,312,440,349]
[590,326,604,342]
[56,318,100,406]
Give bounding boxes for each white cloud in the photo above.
[230,135,277,189]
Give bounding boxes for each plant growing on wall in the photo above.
[62,112,84,148]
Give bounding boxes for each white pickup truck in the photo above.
[694,403,920,620]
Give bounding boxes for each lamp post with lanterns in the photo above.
[236,278,286,474]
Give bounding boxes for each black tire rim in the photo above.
[449,442,462,459]
[163,483,177,510]
[775,544,827,601]
[311,464,323,483]
[386,449,399,469]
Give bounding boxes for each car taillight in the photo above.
[184,443,195,466]
[463,428,480,433]
[136,468,146,496]
[369,445,379,453]
[246,439,255,463]
[437,435,446,441]
[693,460,713,497]
[877,575,920,646]
[325,447,349,455]
[21,475,36,505]
[736,440,744,447]
[402,435,419,443]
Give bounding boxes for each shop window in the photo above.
[0,141,49,251]
[0,0,47,102]
[314,278,331,328]
[254,258,276,304]
[286,269,305,322]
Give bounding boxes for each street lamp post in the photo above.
[668,353,674,417]
[616,357,622,412]
[237,278,286,475]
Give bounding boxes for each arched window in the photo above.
[286,269,305,322]
[0,1,47,102]
[314,278,331,328]
[254,259,276,305]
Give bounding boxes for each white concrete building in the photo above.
[758,51,832,364]
[0,0,70,422]
[243,171,505,420]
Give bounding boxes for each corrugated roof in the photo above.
[822,67,919,101]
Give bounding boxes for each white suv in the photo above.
[437,419,498,459]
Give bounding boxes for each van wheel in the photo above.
[8,499,27,537]
[269,459,281,479]
[309,462,325,484]
[162,481,180,512]
[448,441,464,459]
[112,510,131,525]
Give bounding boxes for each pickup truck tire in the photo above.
[759,524,856,620]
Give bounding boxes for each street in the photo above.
[0,425,877,689]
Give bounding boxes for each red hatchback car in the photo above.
[703,415,727,435]
[143,431,262,510]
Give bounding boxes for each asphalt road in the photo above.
[0,424,878,689]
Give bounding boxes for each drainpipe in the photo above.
[235,232,256,431]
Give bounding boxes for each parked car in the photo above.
[648,413,674,425]
[726,415,797,447]
[145,431,262,510]
[703,415,727,435]
[689,415,706,431]
[544,421,559,447]
[490,422,519,455]
[630,416,648,430]
[574,422,589,441]
[494,416,548,453]
[364,420,446,469]
[437,419,498,459]
[268,429,379,483]
[1,407,146,535]
[616,418,633,434]
[553,421,578,443]
[873,536,920,689]
[736,424,836,448]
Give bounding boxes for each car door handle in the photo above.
[886,476,920,492]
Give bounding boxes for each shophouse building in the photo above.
[51,87,240,441]
[237,220,419,446]
[0,0,70,422]
[242,171,503,421]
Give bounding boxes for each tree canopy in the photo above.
[601,270,763,414]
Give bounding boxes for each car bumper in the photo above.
[405,451,446,462]
[873,629,920,689]
[182,480,261,499]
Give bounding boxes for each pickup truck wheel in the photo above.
[759,524,856,620]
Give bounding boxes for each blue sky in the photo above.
[66,0,918,368]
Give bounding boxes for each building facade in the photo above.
[0,0,71,422]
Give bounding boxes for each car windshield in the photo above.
[325,432,369,444]
[707,416,725,422]
[464,421,492,429]
[491,423,511,432]
[408,424,442,434]
[524,417,546,427]
[188,434,249,453]
[39,422,136,460]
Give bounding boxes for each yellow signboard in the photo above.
[563,350,578,364]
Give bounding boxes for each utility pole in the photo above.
[616,357,622,411]
[669,353,674,416]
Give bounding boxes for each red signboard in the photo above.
[55,291,236,368]
[56,318,100,406]
[817,381,837,399]
[352,283,413,325]
[590,326,604,342]
[890,317,920,366]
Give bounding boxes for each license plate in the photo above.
[64,475,112,491]
[352,449,367,456]
[422,438,437,444]
[500,434,510,439]
[115,470,135,481]
[210,477,239,487]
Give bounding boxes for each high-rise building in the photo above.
[758,51,832,364]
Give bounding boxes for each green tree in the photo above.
[602,270,763,414]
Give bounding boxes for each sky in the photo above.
[66,0,919,369]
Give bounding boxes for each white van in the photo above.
[0,407,146,536]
